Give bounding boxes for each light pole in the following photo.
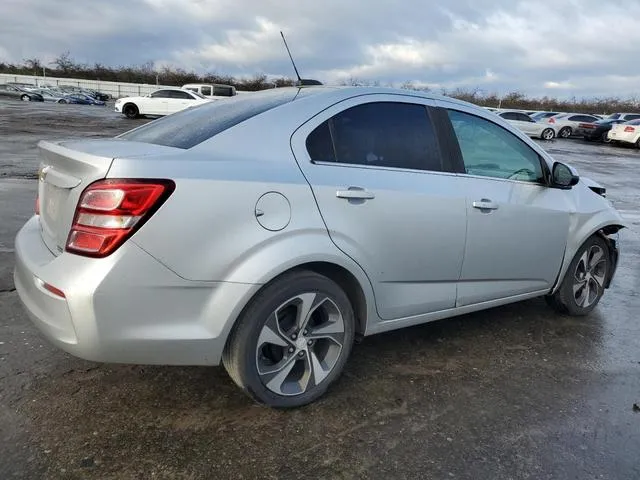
[41,62,56,86]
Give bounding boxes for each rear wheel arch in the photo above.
[226,261,369,347]
[295,262,368,336]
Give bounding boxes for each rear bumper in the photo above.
[607,131,637,144]
[578,129,599,138]
[14,216,259,366]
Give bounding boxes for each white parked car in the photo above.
[544,113,601,138]
[497,111,557,140]
[114,88,210,119]
[607,112,640,122]
[606,119,640,147]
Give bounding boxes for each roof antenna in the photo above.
[280,31,323,87]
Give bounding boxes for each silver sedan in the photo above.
[14,86,626,407]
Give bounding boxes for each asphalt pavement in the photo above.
[0,100,639,479]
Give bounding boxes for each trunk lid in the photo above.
[36,138,179,255]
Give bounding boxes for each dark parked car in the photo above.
[66,93,106,106]
[59,85,110,101]
[578,119,628,143]
[0,84,44,102]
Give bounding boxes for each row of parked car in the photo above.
[0,82,109,105]
[485,107,640,147]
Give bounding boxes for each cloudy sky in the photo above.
[2,0,640,97]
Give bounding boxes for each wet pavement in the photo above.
[0,99,639,479]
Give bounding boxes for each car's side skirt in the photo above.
[366,289,550,336]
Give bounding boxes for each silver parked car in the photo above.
[0,83,44,102]
[14,87,625,407]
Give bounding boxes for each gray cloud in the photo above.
[2,0,640,97]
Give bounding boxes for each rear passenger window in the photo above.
[306,122,334,163]
[170,90,193,99]
[201,86,212,96]
[150,90,172,98]
[305,102,442,172]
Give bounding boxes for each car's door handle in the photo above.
[472,199,499,210]
[336,188,375,200]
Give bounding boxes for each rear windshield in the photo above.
[624,119,640,125]
[118,88,302,149]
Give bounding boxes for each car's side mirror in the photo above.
[551,162,579,189]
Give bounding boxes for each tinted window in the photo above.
[201,86,212,96]
[214,85,234,97]
[570,115,597,122]
[306,122,334,163]
[608,113,621,119]
[306,102,442,172]
[119,88,303,149]
[500,112,520,120]
[150,90,173,98]
[625,114,640,121]
[515,113,533,122]
[447,109,544,183]
[169,90,193,99]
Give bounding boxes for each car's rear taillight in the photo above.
[35,194,40,215]
[624,126,635,132]
[548,118,555,124]
[65,179,175,258]
[579,123,596,129]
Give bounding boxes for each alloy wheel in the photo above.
[573,245,607,308]
[255,293,346,396]
[560,127,572,138]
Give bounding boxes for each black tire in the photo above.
[546,235,610,316]
[123,103,139,119]
[602,132,612,143]
[57,99,68,104]
[559,127,572,138]
[636,138,640,149]
[223,270,355,408]
[20,94,30,102]
[541,128,555,140]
